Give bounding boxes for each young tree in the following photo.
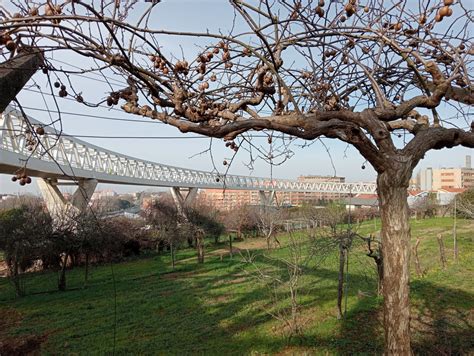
[244,231,308,340]
[256,205,283,249]
[308,203,354,319]
[0,204,52,296]
[187,204,225,245]
[2,1,474,352]
[145,199,185,268]
[221,204,259,239]
[411,193,439,219]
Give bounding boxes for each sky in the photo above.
[0,0,472,196]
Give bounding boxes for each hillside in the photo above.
[0,217,472,354]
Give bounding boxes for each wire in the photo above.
[0,128,286,140]
[22,88,126,113]
[0,128,209,139]
[17,106,166,125]
[51,58,128,86]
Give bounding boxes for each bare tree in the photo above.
[411,193,439,219]
[308,203,355,319]
[243,231,307,340]
[2,1,474,352]
[256,206,283,249]
[144,199,184,268]
[455,188,474,218]
[221,204,259,239]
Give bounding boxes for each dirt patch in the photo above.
[213,276,247,287]
[0,308,22,334]
[161,270,196,280]
[234,238,268,250]
[275,345,315,355]
[228,277,247,284]
[207,294,231,305]
[0,308,47,355]
[0,334,47,356]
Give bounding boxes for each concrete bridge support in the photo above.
[258,190,276,207]
[0,48,43,112]
[37,178,98,222]
[170,187,198,219]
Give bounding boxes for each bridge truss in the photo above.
[0,106,377,194]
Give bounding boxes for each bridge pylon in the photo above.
[258,190,276,207]
[37,178,98,223]
[170,187,198,219]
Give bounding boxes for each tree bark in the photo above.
[378,173,412,355]
[170,241,175,269]
[437,234,447,269]
[58,253,68,291]
[337,242,346,319]
[196,232,204,264]
[84,252,89,287]
[11,258,23,297]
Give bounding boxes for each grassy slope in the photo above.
[0,217,472,355]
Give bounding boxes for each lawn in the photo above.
[0,217,472,354]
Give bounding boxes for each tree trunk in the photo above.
[11,258,23,297]
[337,243,346,319]
[437,234,447,269]
[196,232,204,264]
[376,256,384,296]
[84,252,90,287]
[58,253,68,291]
[378,173,412,355]
[170,241,175,269]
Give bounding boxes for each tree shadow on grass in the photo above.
[410,279,474,355]
[1,249,473,355]
[333,279,474,355]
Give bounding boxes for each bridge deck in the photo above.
[0,107,377,194]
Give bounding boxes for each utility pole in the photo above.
[453,194,458,261]
[0,48,43,112]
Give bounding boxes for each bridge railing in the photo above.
[0,106,377,194]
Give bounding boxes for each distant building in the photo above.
[407,188,466,207]
[91,189,117,200]
[436,188,466,205]
[102,206,143,220]
[199,175,351,211]
[198,189,260,211]
[344,194,378,210]
[414,155,474,190]
[296,175,348,203]
[297,175,345,183]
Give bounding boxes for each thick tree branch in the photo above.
[403,127,474,170]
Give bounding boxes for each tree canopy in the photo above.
[1,1,473,353]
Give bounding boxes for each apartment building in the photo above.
[415,155,474,190]
[199,175,349,210]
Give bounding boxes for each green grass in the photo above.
[0,217,473,355]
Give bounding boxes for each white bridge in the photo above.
[0,106,376,216]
